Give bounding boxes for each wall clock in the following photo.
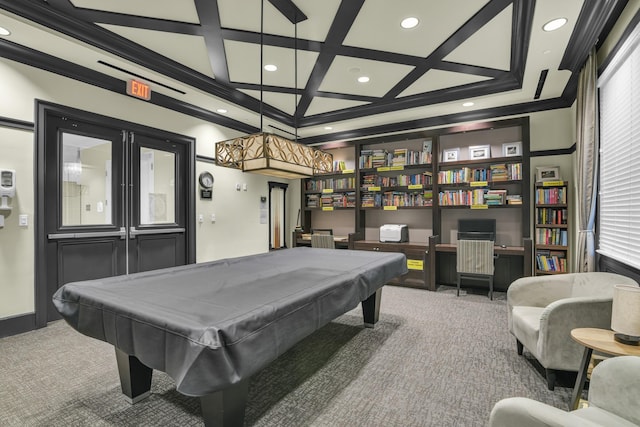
[199,171,214,189]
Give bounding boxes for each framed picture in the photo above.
[468,145,491,160]
[502,141,522,157]
[442,147,460,162]
[536,166,561,182]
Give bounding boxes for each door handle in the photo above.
[48,227,127,240]
[129,227,185,238]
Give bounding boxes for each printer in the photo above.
[379,224,409,243]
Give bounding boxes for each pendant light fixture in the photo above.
[216,0,332,179]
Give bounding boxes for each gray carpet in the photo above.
[0,285,572,426]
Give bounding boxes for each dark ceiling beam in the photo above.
[382,0,514,100]
[299,75,521,127]
[267,0,308,24]
[194,0,230,83]
[220,28,323,51]
[294,0,366,120]
[560,0,628,72]
[436,61,508,78]
[510,0,535,82]
[73,8,200,35]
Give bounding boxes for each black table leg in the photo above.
[570,347,593,410]
[200,379,250,427]
[115,348,153,404]
[362,288,382,328]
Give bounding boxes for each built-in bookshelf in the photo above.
[534,181,569,275]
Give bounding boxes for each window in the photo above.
[598,21,640,270]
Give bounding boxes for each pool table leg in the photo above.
[115,348,153,404]
[362,288,382,328]
[200,379,250,427]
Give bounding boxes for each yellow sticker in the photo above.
[470,204,488,209]
[383,206,398,211]
[408,184,423,190]
[471,181,488,187]
[368,186,381,192]
[342,169,354,174]
[377,167,390,172]
[542,180,564,187]
[390,165,405,171]
[322,207,334,211]
[322,189,334,193]
[407,260,423,270]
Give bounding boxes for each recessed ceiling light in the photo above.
[357,76,370,83]
[543,18,567,32]
[543,49,552,55]
[324,126,333,130]
[217,108,228,114]
[0,26,10,36]
[462,102,474,107]
[264,64,277,72]
[401,17,419,29]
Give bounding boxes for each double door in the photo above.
[41,108,194,322]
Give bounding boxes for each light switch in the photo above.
[198,214,204,223]
[210,213,216,222]
[19,214,28,227]
[242,183,247,191]
[236,183,241,191]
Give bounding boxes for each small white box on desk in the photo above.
[379,224,408,243]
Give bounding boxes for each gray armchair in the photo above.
[507,272,639,389]
[489,355,640,427]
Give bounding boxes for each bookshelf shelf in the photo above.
[534,181,569,275]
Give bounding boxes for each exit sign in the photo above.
[126,80,151,101]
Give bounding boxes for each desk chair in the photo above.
[311,234,335,249]
[311,228,333,235]
[456,239,495,299]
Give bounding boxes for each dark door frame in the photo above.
[34,100,196,328]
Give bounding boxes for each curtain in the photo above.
[574,48,598,272]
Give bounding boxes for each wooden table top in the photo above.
[571,328,640,356]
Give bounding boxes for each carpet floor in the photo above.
[0,285,572,426]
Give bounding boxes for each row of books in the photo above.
[305,177,356,191]
[438,163,522,184]
[535,228,568,246]
[306,193,356,208]
[361,191,433,208]
[535,187,567,205]
[361,172,433,188]
[537,208,568,225]
[535,250,567,272]
[359,148,432,169]
[333,160,348,171]
[438,189,519,206]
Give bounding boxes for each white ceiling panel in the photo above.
[343,0,490,57]
[241,89,300,115]
[305,97,370,117]
[99,24,215,78]
[399,69,492,97]
[70,0,201,24]
[318,56,414,97]
[217,0,341,42]
[225,40,319,87]
[444,4,513,71]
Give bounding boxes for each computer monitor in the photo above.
[457,218,496,241]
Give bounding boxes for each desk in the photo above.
[570,328,640,410]
[428,236,533,291]
[53,248,407,426]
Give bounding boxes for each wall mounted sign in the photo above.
[126,80,151,101]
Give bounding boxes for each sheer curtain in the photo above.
[574,49,598,272]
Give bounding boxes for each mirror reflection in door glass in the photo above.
[61,133,112,226]
[140,147,175,225]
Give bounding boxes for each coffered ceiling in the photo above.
[0,0,627,145]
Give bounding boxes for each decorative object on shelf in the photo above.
[442,147,460,162]
[502,141,522,157]
[468,145,491,160]
[214,1,332,179]
[611,284,640,345]
[536,166,561,182]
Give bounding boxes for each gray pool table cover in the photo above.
[53,247,407,396]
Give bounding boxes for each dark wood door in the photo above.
[42,110,192,322]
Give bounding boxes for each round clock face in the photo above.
[199,171,214,189]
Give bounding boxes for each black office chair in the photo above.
[456,239,496,300]
[311,234,335,249]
